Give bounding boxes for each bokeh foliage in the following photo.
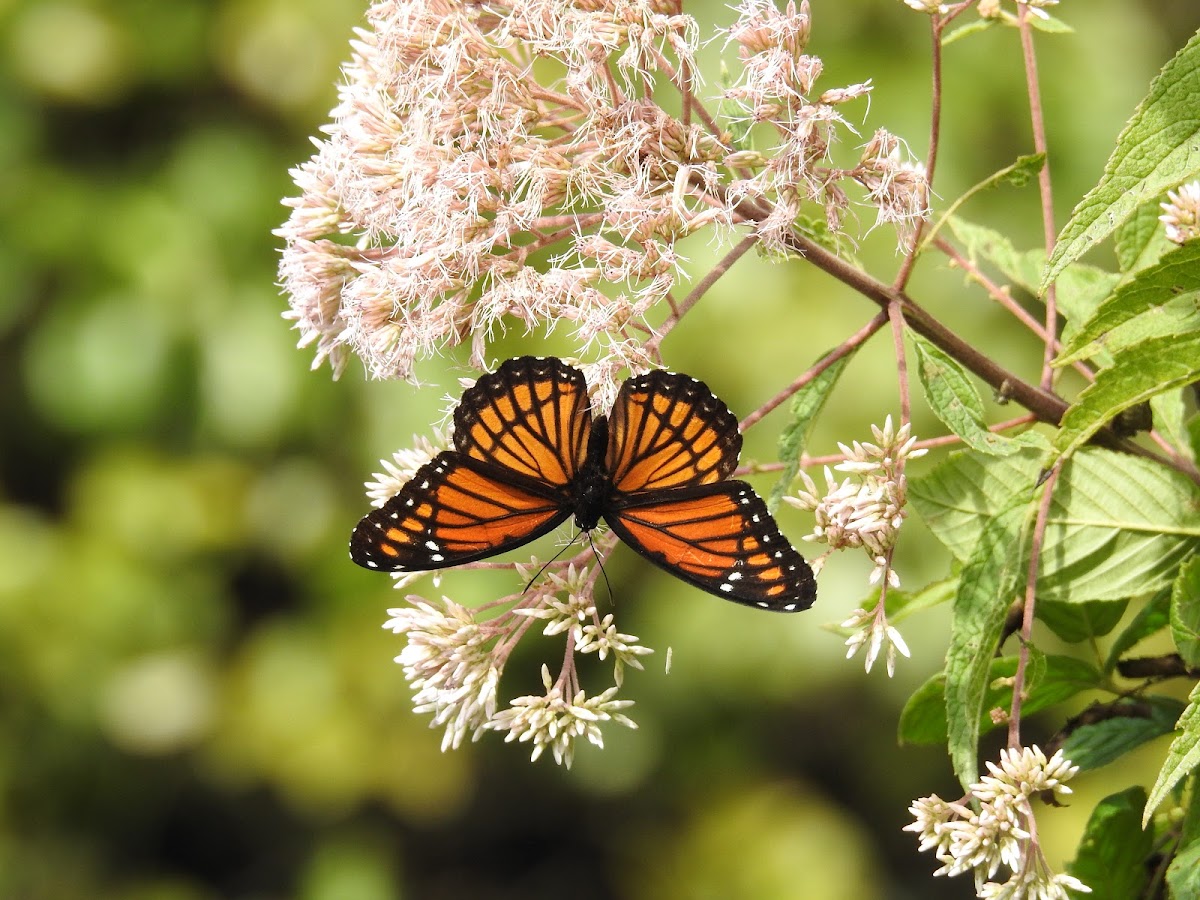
[0,1,1195,897]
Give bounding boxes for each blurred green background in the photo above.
[0,1,1195,898]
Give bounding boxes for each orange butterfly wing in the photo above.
[605,369,741,493]
[603,370,816,612]
[606,482,816,611]
[350,357,591,571]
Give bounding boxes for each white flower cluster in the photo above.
[485,665,637,767]
[785,416,925,584]
[839,606,910,677]
[383,597,501,751]
[1160,181,1200,245]
[382,557,647,766]
[906,746,1090,899]
[786,416,925,676]
[277,0,930,383]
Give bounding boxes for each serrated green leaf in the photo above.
[1044,31,1200,290]
[1067,787,1153,900]
[946,501,1032,788]
[923,157,1045,251]
[1053,332,1200,459]
[1106,589,1172,673]
[1056,242,1200,365]
[1173,556,1200,668]
[1167,836,1200,900]
[898,654,1101,748]
[1038,598,1128,643]
[769,352,853,511]
[1073,294,1200,368]
[911,447,1200,604]
[909,446,1044,561]
[1060,697,1187,771]
[913,335,1028,456]
[1145,681,1200,827]
[1115,198,1174,276]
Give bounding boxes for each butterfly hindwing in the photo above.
[350,453,572,570]
[605,369,742,494]
[606,481,817,612]
[454,356,591,489]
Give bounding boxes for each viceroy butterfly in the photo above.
[351,356,816,612]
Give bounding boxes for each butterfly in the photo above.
[350,356,816,612]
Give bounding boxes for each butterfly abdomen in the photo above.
[570,415,612,532]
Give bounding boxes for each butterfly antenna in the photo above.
[586,530,614,604]
[522,535,581,594]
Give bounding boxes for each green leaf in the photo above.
[1115,198,1174,276]
[1145,681,1200,827]
[1037,598,1128,643]
[911,447,1200,604]
[1056,242,1200,366]
[941,17,995,47]
[946,500,1033,788]
[909,446,1044,562]
[1060,697,1187,771]
[1067,787,1153,900]
[1044,31,1200,290]
[769,352,853,511]
[899,654,1101,747]
[1106,589,1172,673]
[1053,332,1200,459]
[923,156,1045,251]
[1173,555,1200,668]
[1167,835,1200,900]
[898,673,951,746]
[912,335,1030,456]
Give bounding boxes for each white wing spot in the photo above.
[431,553,444,562]
[728,572,743,581]
[425,540,440,551]
[756,601,769,608]
[784,603,797,611]
[720,583,733,593]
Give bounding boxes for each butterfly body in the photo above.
[352,356,816,612]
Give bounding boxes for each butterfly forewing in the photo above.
[350,454,572,570]
[606,370,742,494]
[454,356,591,488]
[606,482,817,612]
